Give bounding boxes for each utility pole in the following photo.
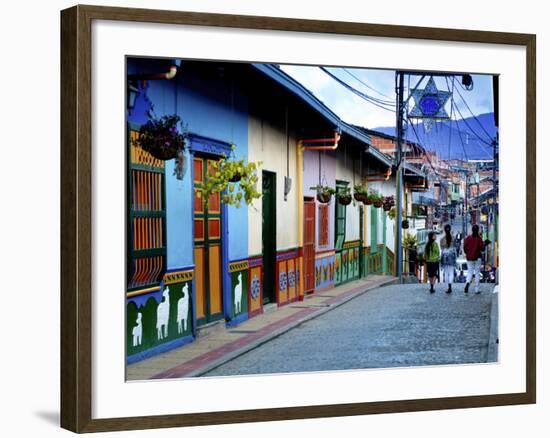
[395,71,405,282]
[492,134,499,273]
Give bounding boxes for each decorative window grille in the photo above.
[127,126,167,289]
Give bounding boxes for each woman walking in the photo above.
[440,224,457,293]
[424,231,440,294]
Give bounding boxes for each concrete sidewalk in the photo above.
[126,275,396,380]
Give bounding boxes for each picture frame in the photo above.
[60,4,536,433]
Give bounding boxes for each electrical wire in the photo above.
[319,67,396,113]
[452,77,494,142]
[451,101,494,147]
[451,101,494,157]
[341,68,394,101]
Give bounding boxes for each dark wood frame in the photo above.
[61,4,536,433]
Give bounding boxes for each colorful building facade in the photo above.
[125,59,425,363]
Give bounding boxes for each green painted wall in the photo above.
[127,281,193,356]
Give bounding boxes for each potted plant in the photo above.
[198,146,263,208]
[138,112,188,161]
[353,183,368,203]
[383,195,395,211]
[388,207,397,220]
[336,186,352,206]
[310,184,336,204]
[403,233,418,251]
[402,219,410,229]
[368,190,383,208]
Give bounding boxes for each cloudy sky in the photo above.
[280,64,495,129]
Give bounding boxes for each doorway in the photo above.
[262,170,276,304]
[193,155,224,325]
[303,197,316,293]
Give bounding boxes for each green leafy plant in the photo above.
[198,146,262,208]
[310,184,336,204]
[388,207,397,220]
[368,189,383,207]
[336,186,352,206]
[353,183,368,203]
[403,233,418,250]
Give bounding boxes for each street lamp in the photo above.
[127,81,139,109]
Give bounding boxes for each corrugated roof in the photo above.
[252,64,393,167]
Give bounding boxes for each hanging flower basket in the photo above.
[199,147,263,208]
[311,185,336,204]
[338,195,352,206]
[317,192,332,203]
[229,172,242,183]
[368,189,383,208]
[138,114,187,161]
[353,183,368,204]
[336,186,352,206]
[364,197,373,205]
[402,219,410,229]
[383,195,395,210]
[354,193,366,203]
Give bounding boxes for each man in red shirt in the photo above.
[463,224,485,294]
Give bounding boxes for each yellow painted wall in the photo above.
[248,111,299,255]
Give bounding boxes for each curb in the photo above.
[190,276,397,377]
[487,285,499,362]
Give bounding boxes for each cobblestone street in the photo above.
[204,282,497,377]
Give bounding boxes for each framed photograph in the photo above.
[60,4,536,433]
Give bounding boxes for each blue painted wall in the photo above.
[127,59,249,269]
[174,70,249,261]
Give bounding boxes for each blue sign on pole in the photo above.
[409,77,451,128]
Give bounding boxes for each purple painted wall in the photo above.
[302,150,336,252]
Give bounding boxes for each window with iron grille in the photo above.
[127,124,167,290]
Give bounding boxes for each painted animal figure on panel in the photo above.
[156,287,170,340]
[132,312,142,347]
[234,273,243,314]
[177,283,190,334]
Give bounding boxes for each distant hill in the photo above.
[374,112,496,160]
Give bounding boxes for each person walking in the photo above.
[424,231,440,294]
[440,224,457,294]
[463,224,485,294]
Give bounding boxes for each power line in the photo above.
[319,67,396,113]
[341,68,394,101]
[446,77,455,162]
[452,76,494,142]
[451,100,494,147]
[451,101,494,157]
[409,120,445,187]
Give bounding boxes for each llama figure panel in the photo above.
[234,273,243,314]
[177,283,190,334]
[132,312,142,347]
[156,287,170,340]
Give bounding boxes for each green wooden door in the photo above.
[262,171,276,304]
[334,181,348,285]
